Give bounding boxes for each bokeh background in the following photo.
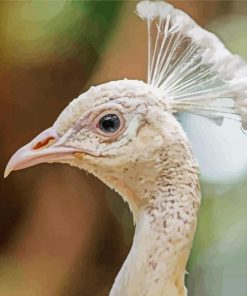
[0,1,247,295]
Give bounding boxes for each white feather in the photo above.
[136,0,247,129]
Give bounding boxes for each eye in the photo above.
[93,110,125,137]
[99,114,120,133]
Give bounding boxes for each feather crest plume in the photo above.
[136,0,247,129]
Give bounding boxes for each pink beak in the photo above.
[4,126,78,178]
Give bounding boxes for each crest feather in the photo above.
[136,0,247,129]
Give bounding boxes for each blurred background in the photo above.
[0,1,247,295]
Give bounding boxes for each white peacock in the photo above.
[5,1,247,295]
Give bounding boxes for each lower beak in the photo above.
[4,127,78,178]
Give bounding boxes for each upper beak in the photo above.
[4,126,78,178]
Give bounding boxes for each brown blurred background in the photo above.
[0,1,246,296]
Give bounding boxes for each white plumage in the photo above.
[136,0,247,128]
[4,1,247,296]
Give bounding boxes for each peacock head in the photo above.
[4,0,247,213]
[4,79,184,212]
[6,81,161,165]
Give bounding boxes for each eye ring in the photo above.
[93,110,125,137]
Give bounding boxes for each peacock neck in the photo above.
[109,131,201,296]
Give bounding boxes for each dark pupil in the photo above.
[99,114,120,133]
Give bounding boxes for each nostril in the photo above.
[32,136,56,150]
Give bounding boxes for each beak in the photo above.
[4,126,79,178]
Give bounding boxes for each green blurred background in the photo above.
[0,1,247,295]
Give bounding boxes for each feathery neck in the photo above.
[110,123,201,296]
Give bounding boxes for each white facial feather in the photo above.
[54,80,164,135]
